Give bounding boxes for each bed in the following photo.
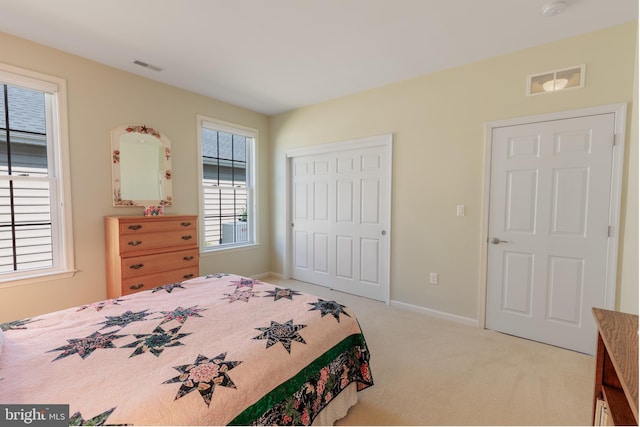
[0,274,373,425]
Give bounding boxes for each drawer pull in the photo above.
[130,284,144,290]
[183,274,195,279]
[128,240,143,246]
[181,222,192,227]
[129,263,144,270]
[183,256,194,261]
[182,235,192,240]
[128,225,143,230]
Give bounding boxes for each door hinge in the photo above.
[608,226,612,237]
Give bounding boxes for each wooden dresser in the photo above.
[592,308,639,426]
[105,215,199,298]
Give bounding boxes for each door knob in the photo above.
[491,237,508,244]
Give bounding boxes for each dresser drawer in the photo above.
[119,229,196,254]
[119,218,196,235]
[121,249,198,278]
[122,267,199,295]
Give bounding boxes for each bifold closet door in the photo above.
[291,139,390,302]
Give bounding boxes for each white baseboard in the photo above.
[253,272,285,280]
[255,273,479,327]
[390,299,479,327]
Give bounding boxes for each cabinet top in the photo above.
[105,215,197,222]
[592,307,639,421]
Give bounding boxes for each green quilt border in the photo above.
[229,333,370,425]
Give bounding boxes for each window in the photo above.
[198,116,256,251]
[0,63,74,285]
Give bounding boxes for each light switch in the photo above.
[456,205,465,217]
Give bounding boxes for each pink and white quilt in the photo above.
[0,274,373,425]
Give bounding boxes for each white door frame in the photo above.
[478,104,627,328]
[284,134,393,304]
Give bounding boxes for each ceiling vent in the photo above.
[133,60,163,72]
[527,64,585,96]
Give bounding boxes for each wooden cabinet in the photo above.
[592,308,638,426]
[105,215,199,298]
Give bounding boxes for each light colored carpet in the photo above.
[265,277,595,426]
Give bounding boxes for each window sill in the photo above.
[200,242,260,256]
[0,269,77,289]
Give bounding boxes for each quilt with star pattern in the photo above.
[0,274,373,425]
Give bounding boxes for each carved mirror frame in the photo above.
[111,124,173,207]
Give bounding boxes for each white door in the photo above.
[486,113,617,355]
[291,154,332,286]
[290,136,391,302]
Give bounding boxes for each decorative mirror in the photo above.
[111,124,172,207]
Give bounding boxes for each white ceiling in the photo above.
[0,0,636,115]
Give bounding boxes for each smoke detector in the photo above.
[541,0,567,17]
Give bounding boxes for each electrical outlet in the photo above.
[429,272,438,284]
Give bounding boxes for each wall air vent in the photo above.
[527,64,585,96]
[133,60,163,72]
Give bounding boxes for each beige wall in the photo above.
[269,22,639,319]
[0,32,271,323]
[618,25,639,314]
[1,21,636,325]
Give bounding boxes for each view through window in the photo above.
[0,84,53,273]
[200,119,255,249]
